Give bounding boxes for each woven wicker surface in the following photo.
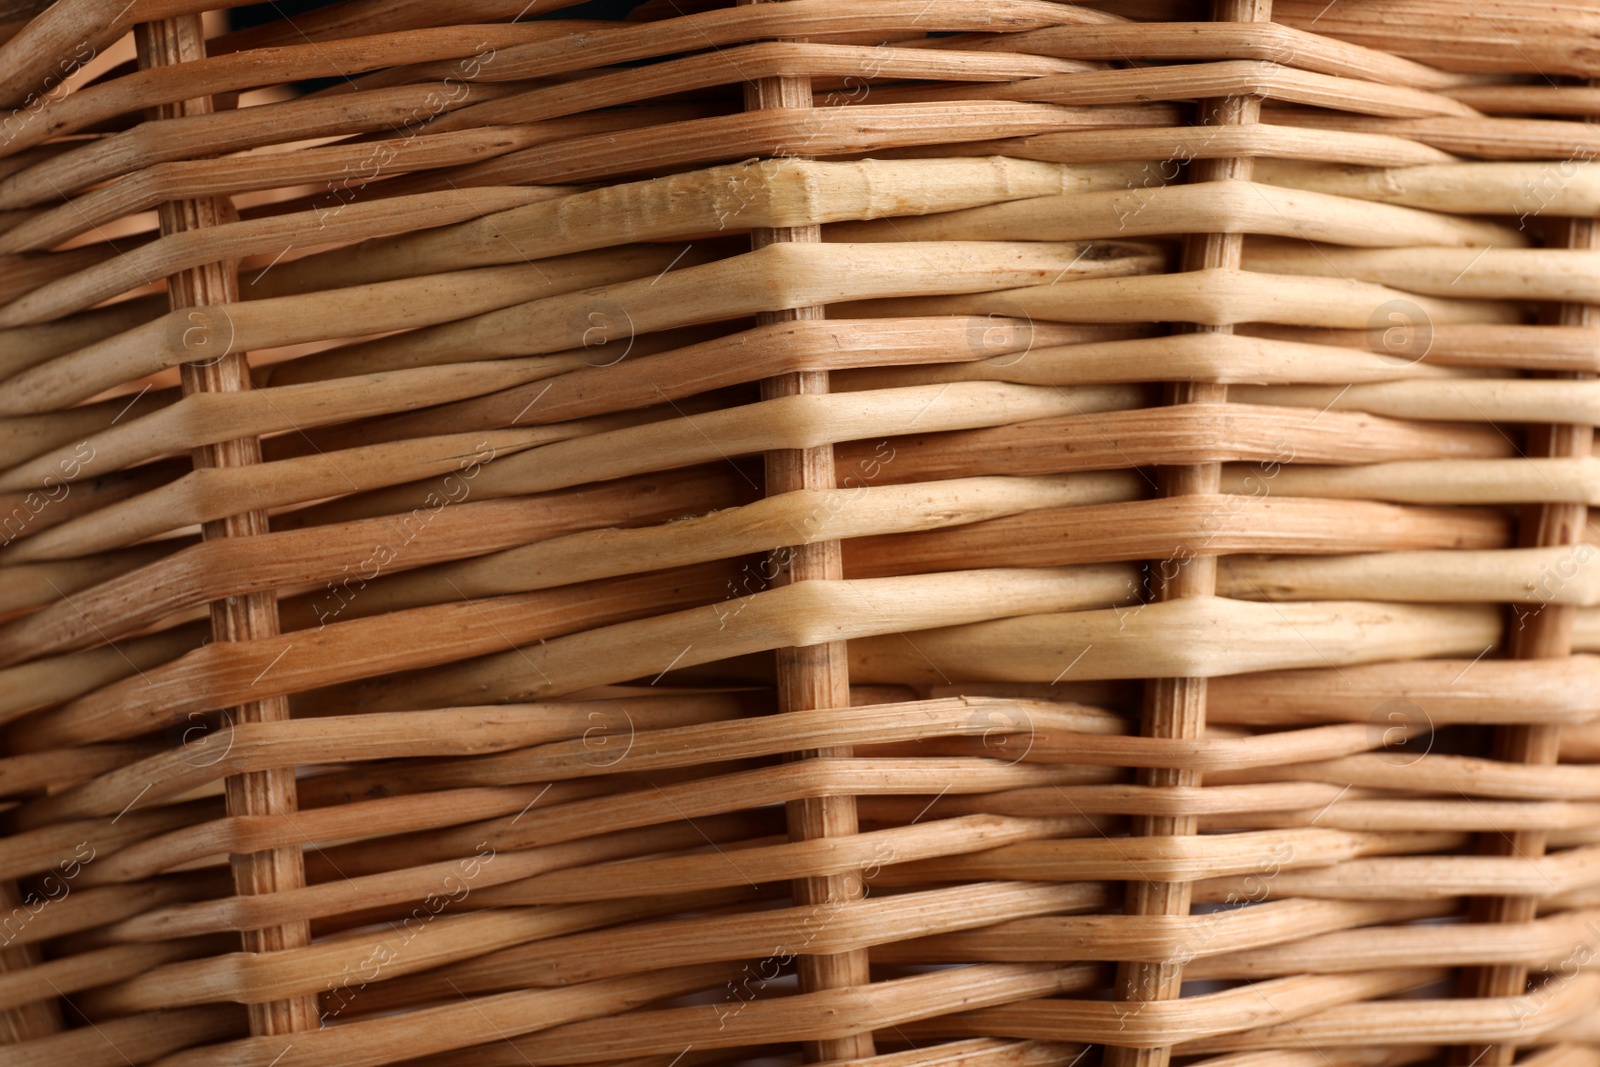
[2,0,1600,1064]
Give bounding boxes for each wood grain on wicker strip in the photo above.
[836,333,1460,389]
[850,598,1501,685]
[0,458,189,555]
[4,258,802,473]
[288,487,1503,620]
[983,22,1469,88]
[1190,1054,1433,1067]
[1217,547,1600,604]
[4,1005,242,1067]
[14,564,1136,749]
[0,80,521,211]
[828,179,1518,247]
[1274,0,1600,77]
[847,496,1508,578]
[1191,907,1600,977]
[0,22,557,153]
[256,157,1135,296]
[1235,798,1600,833]
[0,745,156,805]
[302,318,1098,452]
[277,473,1141,622]
[1255,159,1600,221]
[23,701,1446,836]
[841,406,1509,493]
[1180,973,1600,1050]
[145,723,1438,844]
[422,1004,1073,1066]
[73,783,547,888]
[0,348,644,488]
[3,388,179,466]
[1217,754,1600,803]
[0,619,204,728]
[334,594,1502,725]
[0,243,720,412]
[386,101,1172,195]
[289,403,1512,554]
[491,832,1436,915]
[423,0,1115,86]
[424,41,1092,133]
[0,799,209,881]
[109,812,1070,940]
[1244,243,1600,302]
[298,802,782,899]
[151,963,744,1067]
[917,967,1597,1049]
[881,898,1443,965]
[934,123,1456,168]
[846,268,1517,328]
[0,127,568,254]
[3,561,731,746]
[879,970,1451,1049]
[892,60,1478,119]
[2,380,1128,560]
[90,888,751,1017]
[0,296,163,379]
[1219,457,1600,505]
[0,187,550,328]
[0,467,749,662]
[1236,380,1600,425]
[862,781,1343,823]
[1264,108,1600,160]
[25,751,1068,883]
[89,882,1085,1012]
[84,890,765,1013]
[4,239,1156,409]
[146,963,1089,1067]
[0,867,230,949]
[1,425,551,561]
[0,939,219,1014]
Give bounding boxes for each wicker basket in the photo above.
[2,0,1599,1063]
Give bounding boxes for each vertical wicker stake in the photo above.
[134,14,319,1038]
[1454,206,1597,1064]
[737,0,875,1060]
[1105,2,1269,1064]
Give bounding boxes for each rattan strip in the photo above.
[738,0,872,1058]
[1454,98,1600,1067]
[1106,5,1268,1063]
[130,11,316,1038]
[2,2,1600,1061]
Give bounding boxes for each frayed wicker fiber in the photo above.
[2,0,1600,1063]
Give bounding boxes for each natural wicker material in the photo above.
[2,0,1600,1064]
